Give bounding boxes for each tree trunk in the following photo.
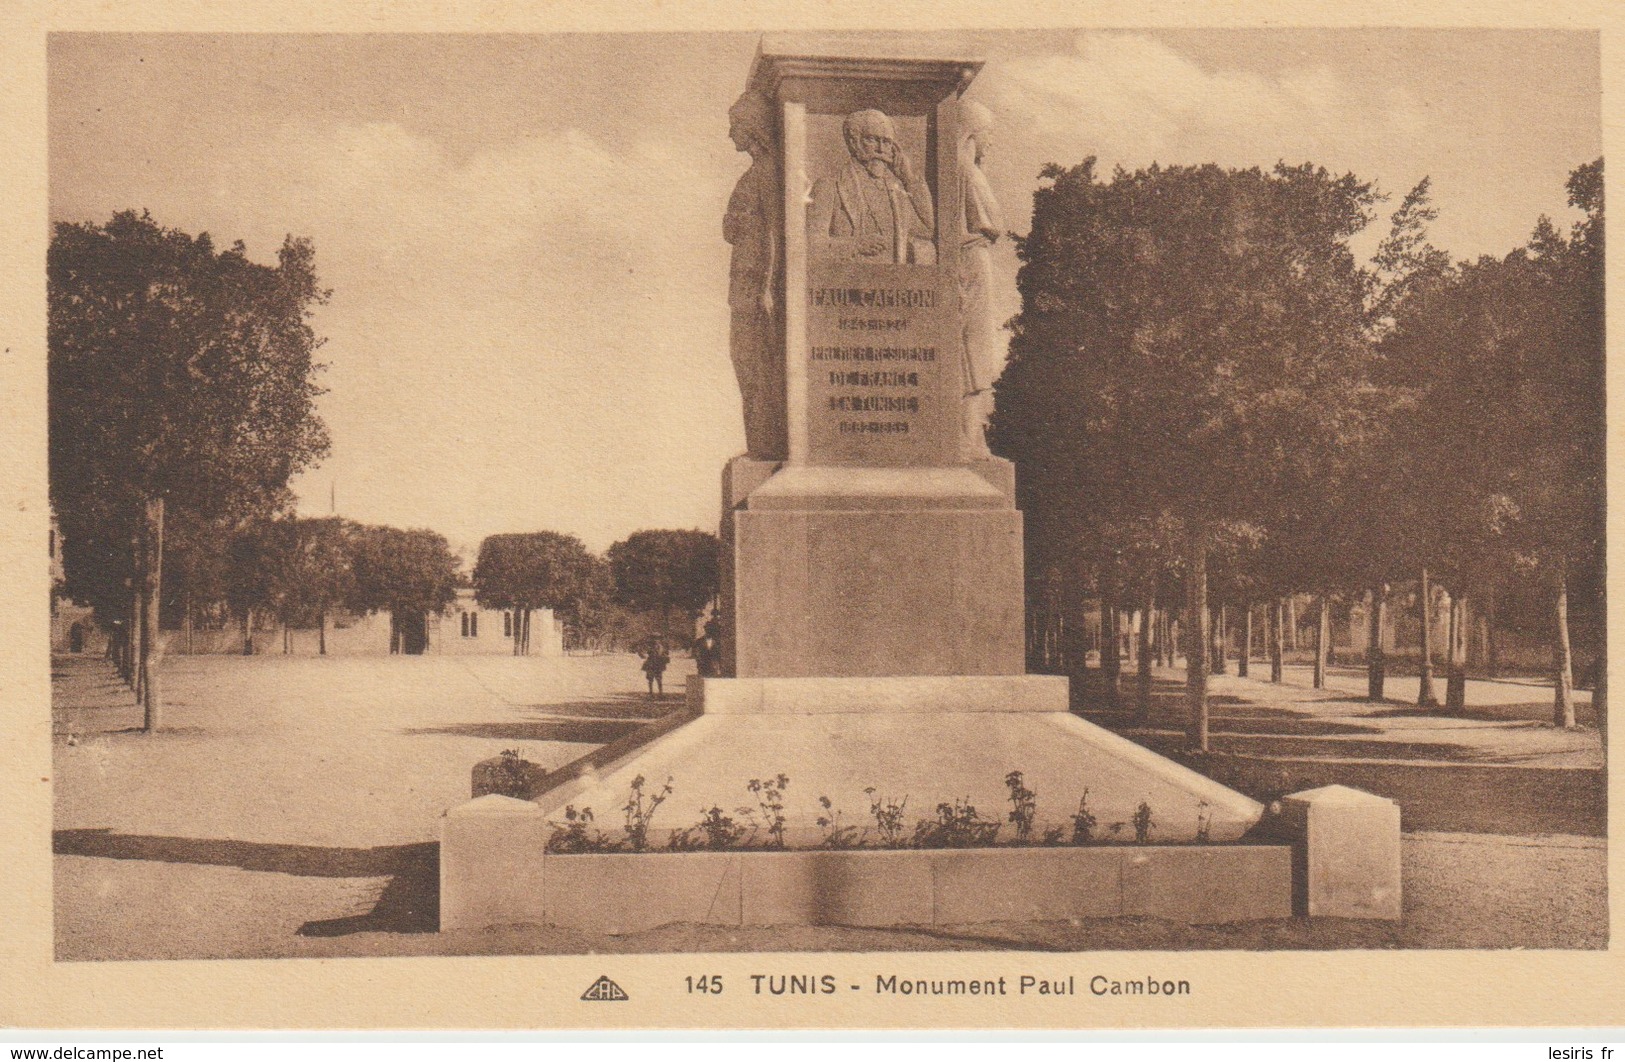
[1553,563,1575,728]
[1238,603,1252,678]
[1593,633,1607,763]
[1270,598,1284,683]
[241,607,254,655]
[139,495,164,732]
[523,608,532,655]
[1367,584,1387,701]
[1135,593,1154,724]
[134,584,147,702]
[129,578,143,693]
[1485,594,1501,678]
[283,618,291,655]
[1210,605,1228,675]
[1185,535,1210,752]
[1100,594,1120,706]
[184,591,194,655]
[1446,592,1468,715]
[1286,598,1298,651]
[1417,567,1439,708]
[1313,594,1329,689]
[319,609,327,655]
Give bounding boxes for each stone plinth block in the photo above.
[442,844,1293,933]
[530,687,1265,849]
[1120,846,1294,924]
[740,850,934,927]
[1280,784,1402,921]
[687,674,1068,715]
[440,795,552,931]
[930,847,1121,922]
[730,504,1025,677]
[545,852,743,934]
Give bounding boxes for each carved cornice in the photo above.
[749,35,982,100]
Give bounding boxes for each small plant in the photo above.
[1071,788,1098,844]
[546,805,615,854]
[1195,800,1212,843]
[1107,822,1126,839]
[864,787,910,848]
[490,747,532,798]
[815,795,863,849]
[1004,770,1037,844]
[1040,825,1066,846]
[914,797,1001,849]
[669,806,747,851]
[746,773,790,848]
[1132,800,1155,844]
[621,774,673,852]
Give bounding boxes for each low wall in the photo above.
[440,795,1294,933]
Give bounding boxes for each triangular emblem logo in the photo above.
[581,975,629,1002]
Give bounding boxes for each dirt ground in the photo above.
[51,652,1607,961]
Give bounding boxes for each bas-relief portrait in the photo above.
[809,108,936,266]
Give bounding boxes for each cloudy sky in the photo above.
[48,30,1599,560]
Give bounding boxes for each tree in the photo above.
[345,524,460,652]
[473,532,599,654]
[49,211,329,726]
[1356,179,1452,702]
[606,529,720,644]
[997,160,1385,750]
[1381,160,1604,725]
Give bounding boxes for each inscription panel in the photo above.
[805,261,956,465]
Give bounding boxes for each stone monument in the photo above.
[506,37,1265,847]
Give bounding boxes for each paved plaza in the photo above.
[51,652,1605,960]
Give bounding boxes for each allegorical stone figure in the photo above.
[724,89,786,460]
[957,101,1006,459]
[809,108,935,264]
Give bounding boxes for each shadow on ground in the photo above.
[1065,676,1606,836]
[53,829,439,935]
[402,693,677,744]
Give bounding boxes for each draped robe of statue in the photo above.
[724,107,786,460]
[956,115,1005,459]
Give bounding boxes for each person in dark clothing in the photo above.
[641,639,670,696]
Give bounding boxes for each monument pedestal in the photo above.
[724,458,1025,677]
[438,37,1302,932]
[516,670,1263,849]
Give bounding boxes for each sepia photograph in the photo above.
[10,10,1616,1031]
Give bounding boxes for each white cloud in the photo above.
[987,32,1428,180]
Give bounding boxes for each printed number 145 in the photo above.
[686,975,723,994]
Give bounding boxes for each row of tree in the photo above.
[50,211,332,730]
[473,528,719,653]
[174,519,721,659]
[994,158,1604,748]
[50,209,727,731]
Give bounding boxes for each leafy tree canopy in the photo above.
[345,523,459,618]
[49,210,330,618]
[606,529,720,619]
[472,531,598,613]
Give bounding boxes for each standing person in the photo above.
[693,616,723,677]
[641,638,670,697]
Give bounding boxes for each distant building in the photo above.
[157,588,564,657]
[48,515,565,659]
